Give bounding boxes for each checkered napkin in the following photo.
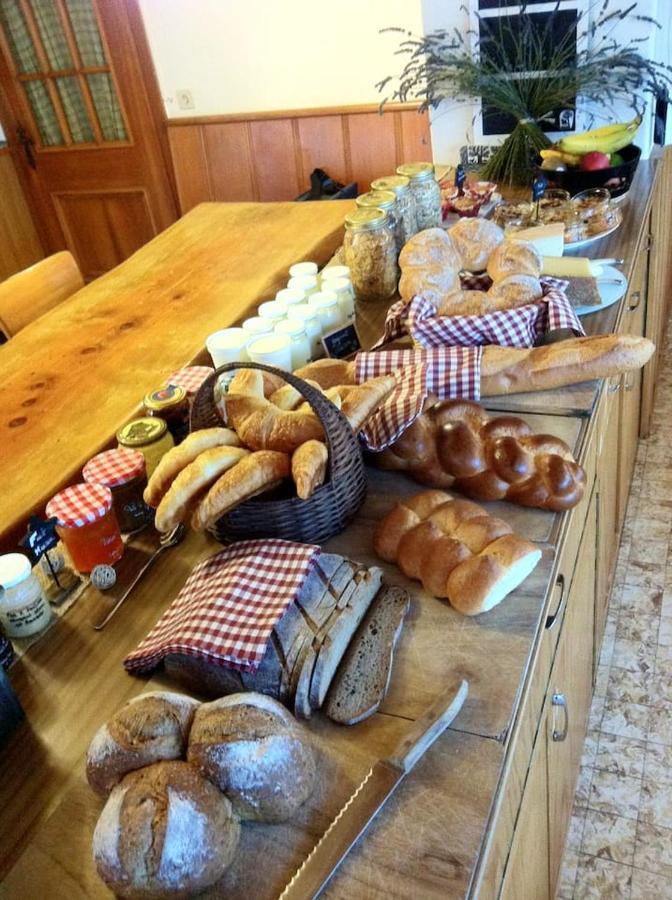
[124,539,320,674]
[166,365,215,396]
[355,347,482,451]
[373,276,584,351]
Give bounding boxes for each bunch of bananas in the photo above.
[556,116,641,156]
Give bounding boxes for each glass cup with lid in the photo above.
[288,303,324,360]
[327,277,355,321]
[274,318,311,369]
[308,290,342,332]
[289,261,317,279]
[288,274,318,297]
[371,174,417,242]
[320,264,350,284]
[395,162,441,231]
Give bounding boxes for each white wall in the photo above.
[138,0,424,117]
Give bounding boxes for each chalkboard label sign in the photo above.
[21,516,59,565]
[322,322,361,360]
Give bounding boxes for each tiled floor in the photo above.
[558,328,672,898]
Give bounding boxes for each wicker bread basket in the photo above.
[190,362,367,543]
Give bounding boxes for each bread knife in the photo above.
[278,678,469,900]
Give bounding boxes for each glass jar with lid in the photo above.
[371,175,417,244]
[275,287,305,311]
[395,163,441,231]
[327,277,355,321]
[46,483,124,573]
[274,318,312,368]
[356,190,403,253]
[288,303,324,360]
[343,209,398,304]
[288,274,318,297]
[309,290,342,332]
[320,264,350,285]
[0,553,52,638]
[83,447,150,533]
[117,417,174,478]
[143,383,189,443]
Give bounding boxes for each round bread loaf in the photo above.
[93,760,240,899]
[487,274,543,310]
[87,691,200,796]
[448,218,504,272]
[398,227,461,269]
[486,239,542,281]
[437,289,497,317]
[187,692,316,822]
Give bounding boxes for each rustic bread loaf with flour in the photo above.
[92,760,240,899]
[86,691,200,796]
[374,490,542,615]
[448,218,505,272]
[486,239,543,281]
[187,692,316,822]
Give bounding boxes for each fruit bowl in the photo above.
[535,143,641,199]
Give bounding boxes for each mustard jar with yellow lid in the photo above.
[117,417,174,478]
[396,162,441,231]
[143,384,189,443]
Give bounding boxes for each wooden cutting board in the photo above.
[0,200,353,548]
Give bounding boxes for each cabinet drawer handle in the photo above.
[607,377,621,394]
[545,574,566,630]
[628,290,641,311]
[624,372,635,392]
[552,693,569,742]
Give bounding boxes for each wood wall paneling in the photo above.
[0,151,44,281]
[166,104,432,213]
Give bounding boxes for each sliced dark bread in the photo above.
[324,585,411,725]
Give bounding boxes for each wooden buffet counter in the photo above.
[1,152,671,898]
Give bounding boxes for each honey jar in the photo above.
[117,418,174,478]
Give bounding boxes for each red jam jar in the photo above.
[82,447,150,533]
[46,483,124,573]
[165,366,214,401]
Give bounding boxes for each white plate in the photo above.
[573,265,627,316]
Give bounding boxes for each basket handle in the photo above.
[204,361,353,463]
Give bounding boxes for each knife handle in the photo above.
[388,678,468,773]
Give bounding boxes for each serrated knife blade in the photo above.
[278,678,468,900]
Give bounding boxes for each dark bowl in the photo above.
[535,143,641,199]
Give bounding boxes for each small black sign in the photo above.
[322,322,361,360]
[532,175,547,202]
[455,164,466,190]
[21,516,59,565]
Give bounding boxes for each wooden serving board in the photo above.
[0,200,354,550]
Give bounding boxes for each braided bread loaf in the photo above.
[376,400,586,511]
[374,490,541,615]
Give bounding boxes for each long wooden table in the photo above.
[0,161,668,898]
[0,200,353,550]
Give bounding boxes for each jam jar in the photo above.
[83,447,150,533]
[396,163,441,231]
[117,417,174,478]
[46,484,123,573]
[165,366,214,402]
[144,384,189,443]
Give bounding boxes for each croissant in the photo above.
[374,490,542,615]
[376,399,586,511]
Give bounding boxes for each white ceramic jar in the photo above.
[288,303,324,360]
[274,318,311,369]
[289,261,317,279]
[309,290,342,332]
[327,277,355,321]
[0,553,52,638]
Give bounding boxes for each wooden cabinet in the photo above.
[595,380,620,649]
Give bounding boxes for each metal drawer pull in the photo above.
[552,693,569,742]
[628,290,641,311]
[624,373,635,392]
[607,379,621,393]
[545,574,566,630]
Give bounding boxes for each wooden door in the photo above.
[547,488,597,892]
[500,700,551,900]
[0,0,177,279]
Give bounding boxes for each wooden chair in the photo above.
[0,251,84,339]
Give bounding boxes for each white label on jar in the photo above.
[1,594,51,638]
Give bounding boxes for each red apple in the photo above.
[580,151,611,171]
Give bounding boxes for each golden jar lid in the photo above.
[356,190,396,210]
[371,175,410,195]
[344,208,388,232]
[143,384,187,411]
[117,417,167,447]
[396,162,435,182]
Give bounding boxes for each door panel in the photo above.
[0,0,176,278]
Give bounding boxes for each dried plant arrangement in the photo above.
[378,0,672,184]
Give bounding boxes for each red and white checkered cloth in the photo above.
[124,539,320,674]
[373,276,584,351]
[166,366,215,396]
[355,347,482,451]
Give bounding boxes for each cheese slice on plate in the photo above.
[511,222,565,256]
[542,256,593,277]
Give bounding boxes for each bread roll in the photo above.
[486,274,543,310]
[187,692,316,822]
[399,227,461,269]
[398,265,459,305]
[92,760,240,899]
[86,691,200,796]
[486,239,542,281]
[292,440,328,499]
[448,218,505,272]
[437,289,498,317]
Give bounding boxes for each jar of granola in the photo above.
[371,175,417,244]
[356,190,403,253]
[343,209,398,304]
[396,163,441,231]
